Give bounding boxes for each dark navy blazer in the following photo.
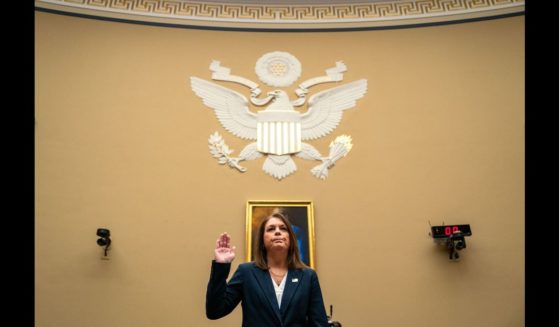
[206,260,329,327]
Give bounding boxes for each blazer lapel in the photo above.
[279,268,302,315]
[251,267,283,325]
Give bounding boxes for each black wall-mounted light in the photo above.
[96,228,111,256]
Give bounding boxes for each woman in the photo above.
[206,211,329,326]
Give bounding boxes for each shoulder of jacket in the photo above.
[237,262,257,270]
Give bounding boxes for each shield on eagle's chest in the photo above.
[256,110,301,155]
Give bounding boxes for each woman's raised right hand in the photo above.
[214,232,236,263]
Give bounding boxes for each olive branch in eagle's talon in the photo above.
[208,132,246,172]
[208,132,262,172]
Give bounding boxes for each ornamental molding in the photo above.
[35,0,524,30]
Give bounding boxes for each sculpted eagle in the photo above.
[190,52,367,180]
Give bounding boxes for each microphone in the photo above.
[327,304,342,327]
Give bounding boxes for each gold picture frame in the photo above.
[246,200,316,269]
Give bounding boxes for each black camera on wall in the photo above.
[446,231,466,260]
[430,224,472,261]
[96,228,111,256]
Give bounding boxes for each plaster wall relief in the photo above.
[190,51,367,180]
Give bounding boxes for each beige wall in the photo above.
[35,12,524,327]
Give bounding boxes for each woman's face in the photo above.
[263,217,290,252]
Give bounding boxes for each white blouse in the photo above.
[270,273,287,308]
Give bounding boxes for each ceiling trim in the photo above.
[35,0,525,30]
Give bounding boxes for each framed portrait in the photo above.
[246,200,316,269]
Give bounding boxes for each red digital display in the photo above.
[444,226,461,236]
[431,224,472,239]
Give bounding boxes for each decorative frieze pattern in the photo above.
[36,0,525,28]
